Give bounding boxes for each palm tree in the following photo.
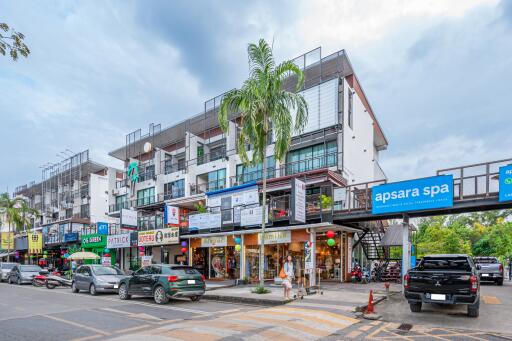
[218,39,308,287]
[0,193,38,262]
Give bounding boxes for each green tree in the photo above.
[218,39,308,286]
[0,23,30,61]
[0,193,38,261]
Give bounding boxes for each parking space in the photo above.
[375,280,512,335]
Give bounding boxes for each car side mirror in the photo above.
[476,265,481,270]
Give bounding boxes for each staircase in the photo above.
[354,221,387,261]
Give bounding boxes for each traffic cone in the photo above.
[366,290,375,314]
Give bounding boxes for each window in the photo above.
[236,156,275,184]
[137,187,155,206]
[80,204,90,218]
[164,179,185,199]
[115,195,127,210]
[204,169,226,191]
[286,141,337,175]
[348,90,353,129]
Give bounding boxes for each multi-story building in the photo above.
[13,150,121,265]
[107,47,388,282]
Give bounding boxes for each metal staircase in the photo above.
[354,221,388,261]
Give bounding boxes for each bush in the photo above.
[251,285,271,294]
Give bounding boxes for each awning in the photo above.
[380,224,404,247]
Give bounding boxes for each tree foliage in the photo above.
[413,210,512,262]
[0,22,30,61]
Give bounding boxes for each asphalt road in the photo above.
[0,282,258,341]
[375,279,512,336]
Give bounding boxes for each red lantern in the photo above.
[181,247,187,253]
[326,230,335,239]
[139,251,145,256]
[104,253,110,258]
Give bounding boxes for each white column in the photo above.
[240,234,245,280]
[309,230,316,287]
[402,215,411,288]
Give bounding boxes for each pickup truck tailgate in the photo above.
[409,271,472,294]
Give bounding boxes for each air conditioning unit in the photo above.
[112,188,119,195]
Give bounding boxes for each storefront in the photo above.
[106,232,138,271]
[14,236,28,264]
[190,235,240,280]
[81,233,116,265]
[137,227,180,267]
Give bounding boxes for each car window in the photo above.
[20,265,42,272]
[1,263,15,270]
[148,266,161,275]
[419,258,471,271]
[92,266,124,276]
[135,267,148,275]
[474,257,498,264]
[162,266,200,275]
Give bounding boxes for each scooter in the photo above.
[33,269,62,287]
[45,274,72,289]
[351,264,363,282]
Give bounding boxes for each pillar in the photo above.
[402,214,411,290]
[309,230,316,287]
[240,234,245,281]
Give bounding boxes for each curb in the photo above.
[205,284,237,292]
[354,295,388,312]
[203,294,291,306]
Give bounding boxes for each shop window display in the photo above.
[245,243,304,281]
[316,235,342,280]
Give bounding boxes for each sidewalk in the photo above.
[203,281,401,309]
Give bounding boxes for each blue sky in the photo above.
[1,0,511,192]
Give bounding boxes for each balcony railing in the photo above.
[190,179,226,195]
[109,201,129,213]
[163,159,186,175]
[195,147,226,166]
[132,195,157,207]
[161,188,185,201]
[116,179,127,189]
[139,169,155,182]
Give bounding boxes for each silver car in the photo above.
[8,264,43,284]
[0,263,17,282]
[72,265,126,295]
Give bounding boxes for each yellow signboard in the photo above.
[1,232,14,250]
[28,233,43,254]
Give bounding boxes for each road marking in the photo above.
[359,324,373,331]
[289,301,356,312]
[42,314,110,335]
[482,295,502,304]
[70,334,104,341]
[347,330,362,338]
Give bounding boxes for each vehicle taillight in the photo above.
[201,275,205,282]
[404,274,410,289]
[470,275,479,294]
[167,275,178,282]
[499,264,503,273]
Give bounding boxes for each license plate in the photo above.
[431,294,446,301]
[187,280,195,284]
[113,284,119,289]
[482,274,489,277]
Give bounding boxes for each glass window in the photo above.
[164,179,185,199]
[236,156,275,184]
[286,142,337,175]
[137,187,155,206]
[115,195,127,210]
[207,169,226,191]
[348,91,353,129]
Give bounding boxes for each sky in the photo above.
[0,0,511,193]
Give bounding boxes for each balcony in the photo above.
[163,159,186,175]
[161,188,185,201]
[132,195,157,207]
[116,179,127,189]
[138,169,155,182]
[190,179,226,195]
[196,146,226,166]
[109,201,129,213]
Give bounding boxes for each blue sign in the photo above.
[97,222,109,235]
[499,165,512,202]
[372,175,453,214]
[63,233,78,242]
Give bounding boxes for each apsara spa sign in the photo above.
[372,175,453,214]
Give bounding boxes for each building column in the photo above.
[402,214,411,290]
[309,230,316,287]
[240,234,245,281]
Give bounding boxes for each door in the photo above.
[129,267,149,294]
[139,266,160,295]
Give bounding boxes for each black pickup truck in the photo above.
[404,254,480,317]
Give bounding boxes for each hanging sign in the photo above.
[164,205,180,225]
[97,222,109,235]
[201,236,228,247]
[291,178,306,223]
[240,206,269,226]
[121,209,138,229]
[101,256,112,267]
[28,233,43,254]
[304,241,314,272]
[258,231,291,245]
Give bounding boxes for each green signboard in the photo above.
[81,234,106,248]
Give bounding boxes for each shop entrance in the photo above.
[193,246,240,280]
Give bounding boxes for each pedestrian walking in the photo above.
[281,255,294,299]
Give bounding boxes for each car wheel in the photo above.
[118,283,131,300]
[71,282,79,293]
[190,296,201,302]
[468,301,479,318]
[154,286,169,305]
[89,284,97,296]
[17,277,21,285]
[409,302,422,313]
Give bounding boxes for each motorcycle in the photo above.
[351,264,363,282]
[45,274,72,289]
[32,270,62,287]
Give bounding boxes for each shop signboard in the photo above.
[97,222,109,235]
[189,212,221,231]
[1,232,14,249]
[28,233,43,254]
[371,175,453,214]
[258,230,291,245]
[121,209,138,229]
[164,205,180,225]
[14,236,28,251]
[101,256,112,267]
[291,178,306,223]
[137,227,179,246]
[499,165,512,202]
[81,234,106,248]
[130,232,138,247]
[241,205,268,226]
[201,236,228,247]
[141,255,152,267]
[107,233,131,249]
[304,241,313,272]
[64,233,78,243]
[206,184,259,208]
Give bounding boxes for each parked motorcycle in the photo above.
[351,264,363,282]
[45,274,72,289]
[33,270,62,287]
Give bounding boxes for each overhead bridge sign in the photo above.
[372,175,453,214]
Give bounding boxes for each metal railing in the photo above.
[132,195,158,207]
[116,179,127,189]
[195,146,227,166]
[160,188,185,201]
[334,179,387,213]
[190,179,226,195]
[162,159,186,175]
[109,201,129,212]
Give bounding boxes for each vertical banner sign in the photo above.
[97,222,109,235]
[304,241,313,273]
[291,178,306,223]
[1,232,14,250]
[499,165,512,202]
[28,233,42,254]
[164,205,180,226]
[372,175,454,214]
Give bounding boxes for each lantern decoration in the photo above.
[235,244,241,252]
[104,253,110,258]
[181,241,187,248]
[63,253,70,259]
[139,246,145,252]
[104,248,110,254]
[234,236,242,253]
[234,237,241,245]
[327,238,335,247]
[181,247,187,253]
[43,255,47,259]
[139,251,145,256]
[326,230,335,239]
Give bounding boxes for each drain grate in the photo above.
[397,323,413,331]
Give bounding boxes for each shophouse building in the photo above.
[107,47,389,283]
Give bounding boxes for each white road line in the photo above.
[42,314,110,335]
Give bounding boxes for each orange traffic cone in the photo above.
[366,290,375,314]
